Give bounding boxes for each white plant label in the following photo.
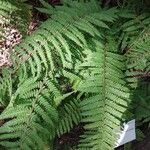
[115,119,136,148]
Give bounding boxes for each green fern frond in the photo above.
[13,0,118,78]
[0,73,81,149]
[125,28,150,88]
[77,39,130,149]
[0,69,14,107]
[120,13,150,50]
[122,14,150,32]
[56,99,81,137]
[127,29,150,69]
[0,77,61,149]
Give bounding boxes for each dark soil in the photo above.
[116,136,150,150]
[132,138,150,150]
[55,124,84,149]
[131,128,150,150]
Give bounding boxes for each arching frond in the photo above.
[12,0,118,78]
[0,73,82,149]
[77,39,130,149]
[0,77,60,150]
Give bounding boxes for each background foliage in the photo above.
[0,0,150,150]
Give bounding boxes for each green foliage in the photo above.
[76,40,130,149]
[0,76,81,149]
[12,0,117,78]
[0,0,150,149]
[0,77,57,149]
[126,29,150,88]
[56,99,81,137]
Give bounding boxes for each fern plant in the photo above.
[12,0,117,78]
[0,0,150,149]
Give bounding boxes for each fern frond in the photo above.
[0,73,82,149]
[0,68,13,107]
[0,77,61,149]
[56,99,81,137]
[120,13,150,50]
[13,0,118,78]
[77,39,130,149]
[126,28,150,88]
[122,14,149,32]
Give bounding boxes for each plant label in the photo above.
[115,119,136,147]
